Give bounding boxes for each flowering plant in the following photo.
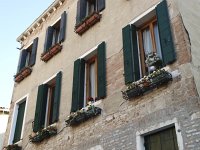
[145,52,162,68]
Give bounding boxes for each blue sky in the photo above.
[0,0,54,107]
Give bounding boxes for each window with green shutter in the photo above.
[122,0,176,84]
[71,42,106,112]
[13,100,26,144]
[33,72,62,132]
[15,37,38,83]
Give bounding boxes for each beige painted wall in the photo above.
[174,0,200,96]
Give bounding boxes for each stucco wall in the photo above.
[174,0,200,96]
[3,0,200,149]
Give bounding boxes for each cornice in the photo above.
[17,0,65,43]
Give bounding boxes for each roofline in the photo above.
[17,0,65,43]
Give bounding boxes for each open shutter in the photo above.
[97,0,105,12]
[76,0,87,25]
[156,0,176,65]
[52,71,62,123]
[33,84,48,132]
[17,50,28,73]
[71,59,85,112]
[13,100,26,143]
[29,37,38,66]
[97,42,106,98]
[122,24,140,84]
[44,26,54,52]
[59,11,67,43]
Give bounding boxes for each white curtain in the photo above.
[154,23,162,59]
[89,62,96,98]
[142,27,153,56]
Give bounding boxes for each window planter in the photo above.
[122,69,172,100]
[4,144,21,150]
[29,126,57,143]
[65,105,101,126]
[14,67,32,83]
[75,12,101,35]
[41,43,62,62]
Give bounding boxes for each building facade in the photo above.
[0,107,9,150]
[3,0,200,149]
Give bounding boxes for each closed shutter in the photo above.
[52,71,62,123]
[97,0,105,12]
[29,37,38,67]
[71,59,85,112]
[59,11,67,43]
[97,42,106,98]
[122,24,140,84]
[156,0,176,65]
[76,0,87,25]
[44,26,54,52]
[17,50,28,73]
[33,84,48,132]
[13,100,26,143]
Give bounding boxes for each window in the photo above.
[144,127,178,150]
[43,11,66,53]
[138,17,162,75]
[9,98,27,144]
[71,42,106,112]
[75,0,105,35]
[122,0,176,84]
[15,38,38,82]
[33,72,62,132]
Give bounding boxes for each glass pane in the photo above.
[89,62,96,99]
[142,27,153,56]
[154,23,162,60]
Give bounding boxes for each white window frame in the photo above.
[136,118,184,150]
[8,94,29,145]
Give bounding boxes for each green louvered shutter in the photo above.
[44,26,54,52]
[97,0,105,12]
[33,84,48,132]
[29,37,38,67]
[156,0,176,65]
[52,71,62,123]
[122,24,140,84]
[59,11,67,43]
[71,59,85,112]
[17,50,28,73]
[13,100,26,143]
[97,42,106,98]
[76,0,87,25]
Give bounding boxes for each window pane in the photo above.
[154,23,162,59]
[89,62,96,98]
[142,27,153,56]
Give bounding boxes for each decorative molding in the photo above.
[17,0,65,43]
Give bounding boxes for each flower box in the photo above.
[41,43,62,62]
[75,12,101,35]
[4,144,21,150]
[14,67,32,83]
[122,69,172,100]
[65,105,101,126]
[29,126,57,143]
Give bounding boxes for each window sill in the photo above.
[65,105,102,126]
[29,123,57,143]
[122,69,172,100]
[75,12,101,35]
[41,43,62,62]
[14,67,32,83]
[4,144,22,150]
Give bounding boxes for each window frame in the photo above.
[8,95,28,145]
[137,16,161,76]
